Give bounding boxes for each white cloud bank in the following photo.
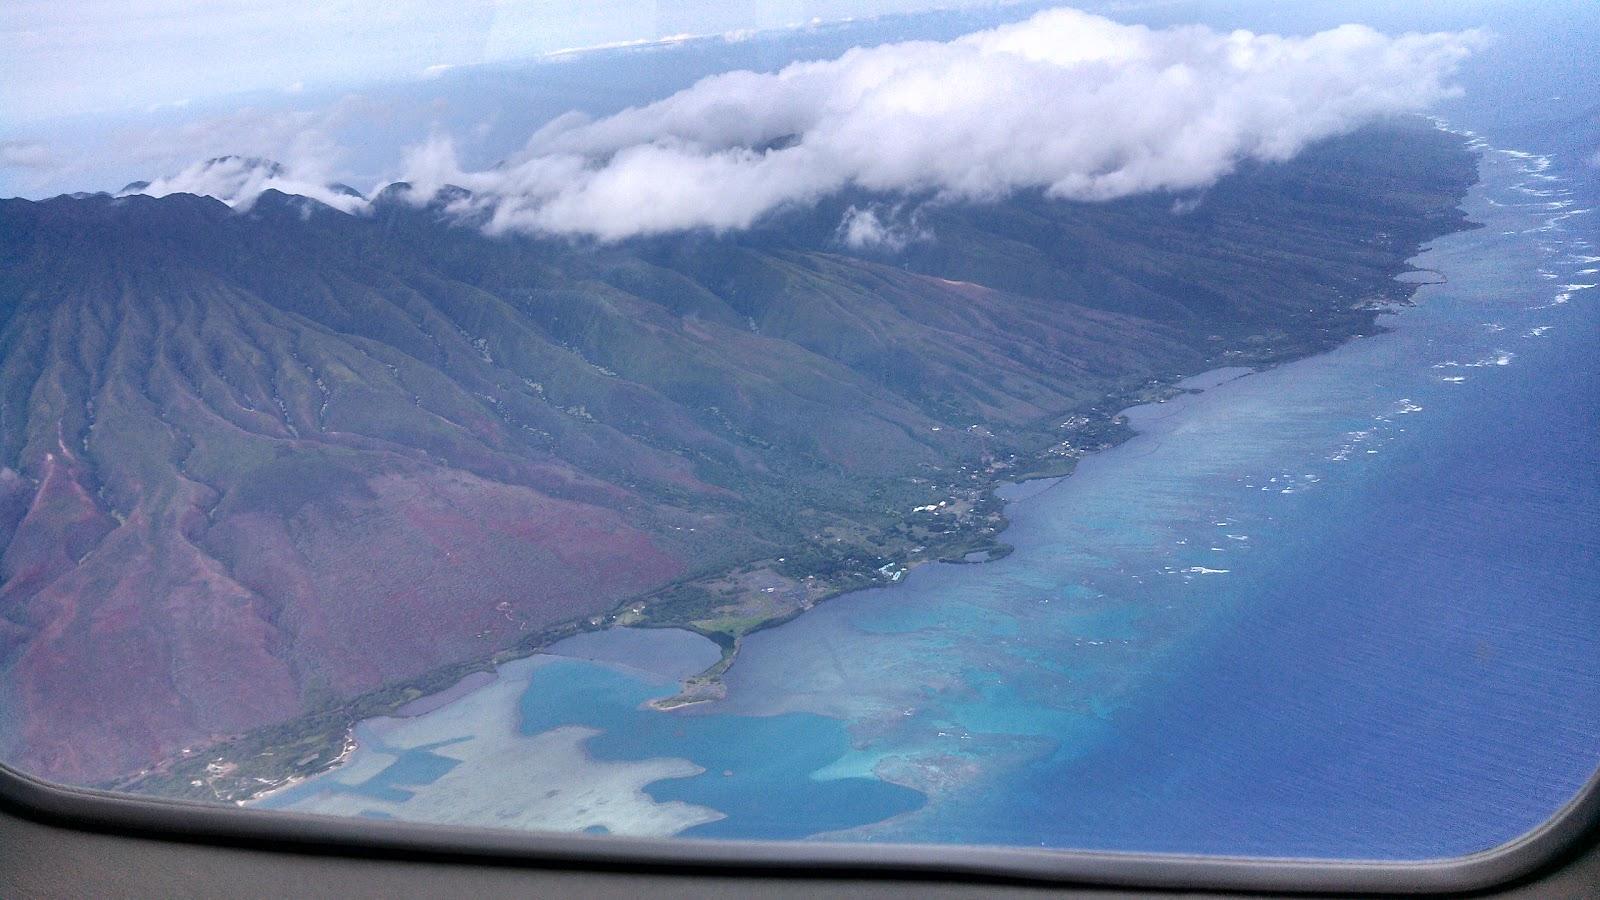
[129,7,1485,240]
[396,7,1482,240]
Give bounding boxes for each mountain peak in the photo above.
[115,155,366,214]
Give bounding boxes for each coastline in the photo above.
[242,728,360,806]
[104,359,1255,803]
[106,125,1483,810]
[634,356,1370,711]
[113,316,1439,806]
[641,369,1247,711]
[225,356,1401,802]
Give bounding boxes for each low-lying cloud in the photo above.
[118,103,369,213]
[130,7,1486,240]
[130,154,367,214]
[836,203,930,251]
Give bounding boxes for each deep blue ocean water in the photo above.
[269,3,1600,859]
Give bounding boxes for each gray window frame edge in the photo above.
[2,760,1598,894]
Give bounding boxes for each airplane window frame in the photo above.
[3,758,1598,894]
[3,5,1596,895]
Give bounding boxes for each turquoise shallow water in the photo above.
[517,660,926,839]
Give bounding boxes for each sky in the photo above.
[0,0,1008,124]
[1,0,1032,198]
[2,2,1564,242]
